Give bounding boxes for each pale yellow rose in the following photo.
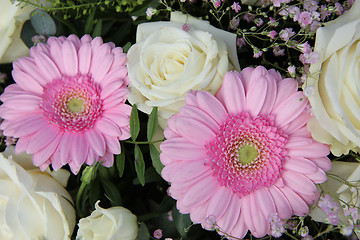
[305,0,360,156]
[127,11,240,128]
[0,148,76,240]
[76,201,138,240]
[0,0,34,63]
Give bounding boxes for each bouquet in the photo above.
[0,0,359,239]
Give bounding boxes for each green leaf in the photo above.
[84,7,96,34]
[30,9,56,36]
[21,20,37,48]
[147,107,158,141]
[92,19,102,37]
[137,222,150,240]
[172,207,192,237]
[88,180,102,207]
[122,42,132,53]
[116,143,126,177]
[149,144,163,175]
[132,167,161,185]
[134,145,145,186]
[130,104,140,141]
[101,179,122,206]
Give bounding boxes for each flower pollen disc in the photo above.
[206,112,288,197]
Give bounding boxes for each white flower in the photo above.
[127,11,240,128]
[0,1,34,63]
[0,147,75,240]
[305,0,360,156]
[76,201,138,240]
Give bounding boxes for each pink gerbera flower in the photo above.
[0,34,131,174]
[160,66,331,239]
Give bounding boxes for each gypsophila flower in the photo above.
[146,7,157,18]
[299,51,319,65]
[298,226,309,237]
[304,0,319,12]
[273,46,285,57]
[298,11,313,27]
[242,13,255,23]
[271,0,292,7]
[230,17,240,30]
[335,2,344,15]
[32,35,47,45]
[279,28,295,41]
[231,2,241,13]
[236,37,246,49]
[320,5,331,20]
[182,24,191,32]
[279,6,300,20]
[340,225,354,236]
[153,229,163,239]
[269,30,277,39]
[255,18,264,26]
[253,49,263,58]
[287,65,296,76]
[299,42,312,53]
[287,219,298,230]
[318,195,340,225]
[310,20,321,31]
[205,215,216,226]
[303,86,315,98]
[5,136,17,146]
[212,0,222,7]
[268,213,286,238]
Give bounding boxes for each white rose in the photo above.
[0,149,76,240]
[127,11,240,128]
[304,0,360,156]
[0,1,34,63]
[76,201,138,240]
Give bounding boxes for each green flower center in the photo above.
[68,98,84,113]
[237,144,259,165]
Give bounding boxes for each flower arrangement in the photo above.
[0,0,359,239]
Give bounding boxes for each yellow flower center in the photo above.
[68,98,84,113]
[237,144,259,165]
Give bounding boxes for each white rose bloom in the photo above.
[0,0,34,63]
[304,0,360,156]
[76,201,138,240]
[127,11,240,128]
[0,148,76,240]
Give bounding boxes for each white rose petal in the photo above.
[76,201,138,240]
[0,151,75,240]
[127,11,240,128]
[0,1,34,63]
[305,0,360,155]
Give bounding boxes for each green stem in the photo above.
[284,231,299,240]
[75,181,87,209]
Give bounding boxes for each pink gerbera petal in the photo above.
[160,67,331,239]
[0,34,131,174]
